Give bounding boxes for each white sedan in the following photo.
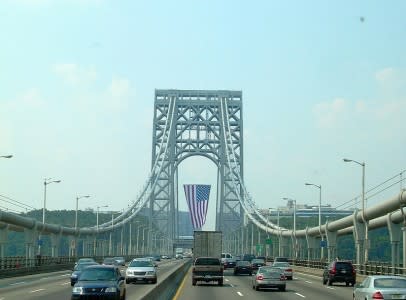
[271,262,293,280]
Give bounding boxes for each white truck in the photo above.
[192,231,223,286]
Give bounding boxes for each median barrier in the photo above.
[140,259,192,300]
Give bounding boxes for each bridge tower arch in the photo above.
[149,89,244,246]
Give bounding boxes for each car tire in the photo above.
[252,285,255,290]
[322,277,327,285]
[279,286,286,291]
[192,279,197,286]
[121,290,126,300]
[152,279,157,284]
[219,279,223,286]
[249,272,252,276]
[125,279,130,284]
[255,285,260,291]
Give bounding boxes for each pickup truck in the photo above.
[192,257,223,286]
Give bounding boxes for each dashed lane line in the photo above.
[61,282,70,285]
[305,280,312,283]
[9,282,25,286]
[30,289,45,293]
[237,291,243,296]
[295,292,306,298]
[326,286,335,290]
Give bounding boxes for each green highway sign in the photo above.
[265,238,272,244]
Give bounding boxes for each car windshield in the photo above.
[80,268,116,281]
[129,260,154,267]
[374,278,406,288]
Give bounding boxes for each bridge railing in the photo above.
[291,259,406,276]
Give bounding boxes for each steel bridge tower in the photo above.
[149,89,244,244]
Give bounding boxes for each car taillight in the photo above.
[256,275,264,280]
[372,291,384,299]
[329,266,336,274]
[352,267,356,275]
[280,274,286,281]
[286,268,292,272]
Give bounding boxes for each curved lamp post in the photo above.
[305,182,324,259]
[39,178,61,255]
[343,158,368,263]
[283,197,297,259]
[75,195,90,229]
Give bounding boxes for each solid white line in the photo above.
[30,289,45,293]
[237,291,243,296]
[60,274,70,277]
[9,281,25,286]
[305,280,312,283]
[40,277,50,280]
[295,292,306,298]
[326,286,335,290]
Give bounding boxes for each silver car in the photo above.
[125,259,157,284]
[272,262,293,280]
[252,266,286,291]
[353,275,406,300]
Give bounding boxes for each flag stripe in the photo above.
[184,184,210,229]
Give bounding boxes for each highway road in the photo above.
[0,259,183,300]
[174,268,355,300]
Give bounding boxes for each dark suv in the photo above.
[322,260,356,286]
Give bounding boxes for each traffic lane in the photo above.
[293,271,354,299]
[0,259,184,300]
[231,270,354,300]
[176,268,355,300]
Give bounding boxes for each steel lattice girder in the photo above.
[149,90,244,240]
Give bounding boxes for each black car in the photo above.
[71,265,126,300]
[242,254,256,262]
[234,260,252,275]
[250,258,266,272]
[70,261,99,286]
[322,260,356,286]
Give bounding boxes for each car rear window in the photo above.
[335,262,353,270]
[374,278,406,288]
[195,258,220,265]
[237,261,251,266]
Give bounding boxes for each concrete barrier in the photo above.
[0,263,74,279]
[140,259,192,300]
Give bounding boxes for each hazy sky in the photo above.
[1,0,405,230]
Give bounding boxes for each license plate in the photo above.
[205,275,212,279]
[341,270,346,273]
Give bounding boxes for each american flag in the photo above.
[184,184,211,229]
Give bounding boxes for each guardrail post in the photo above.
[387,213,401,274]
[353,210,366,269]
[325,228,337,263]
[24,228,37,267]
[305,228,317,266]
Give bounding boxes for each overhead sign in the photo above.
[265,238,272,245]
[320,240,327,248]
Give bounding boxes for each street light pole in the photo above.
[283,197,297,259]
[95,205,108,256]
[39,178,61,255]
[305,183,324,259]
[344,158,368,263]
[75,195,90,229]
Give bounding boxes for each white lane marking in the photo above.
[326,286,335,290]
[237,291,243,296]
[40,277,51,280]
[225,278,229,281]
[295,292,306,298]
[1,297,5,300]
[230,283,235,287]
[61,282,70,285]
[60,274,71,277]
[9,281,25,286]
[305,280,312,283]
[30,289,45,293]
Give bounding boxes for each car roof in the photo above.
[84,264,118,270]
